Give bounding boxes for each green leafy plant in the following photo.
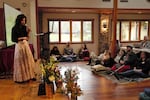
[40,56,62,84]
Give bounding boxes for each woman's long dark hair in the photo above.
[14,14,27,27]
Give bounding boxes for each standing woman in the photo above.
[12,14,35,83]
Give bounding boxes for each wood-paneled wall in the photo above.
[0,8,5,40]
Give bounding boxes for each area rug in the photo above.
[92,70,150,84]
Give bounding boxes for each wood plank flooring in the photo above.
[0,61,150,100]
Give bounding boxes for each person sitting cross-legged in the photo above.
[59,42,77,62]
[78,43,90,61]
[50,46,62,60]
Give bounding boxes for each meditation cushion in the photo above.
[91,64,107,72]
[84,57,90,61]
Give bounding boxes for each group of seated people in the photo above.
[50,42,90,62]
[50,37,150,79]
[90,45,150,80]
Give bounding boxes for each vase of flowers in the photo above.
[45,82,53,98]
[40,56,62,95]
[63,68,82,99]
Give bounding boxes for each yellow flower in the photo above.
[48,75,55,82]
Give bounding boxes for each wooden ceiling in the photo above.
[38,7,150,14]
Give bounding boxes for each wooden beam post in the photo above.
[111,0,118,58]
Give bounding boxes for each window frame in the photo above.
[117,20,149,43]
[48,19,94,44]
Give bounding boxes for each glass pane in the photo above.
[83,21,92,41]
[72,21,81,42]
[116,21,120,40]
[121,21,129,41]
[49,21,59,42]
[61,21,70,42]
[131,21,139,41]
[140,21,148,40]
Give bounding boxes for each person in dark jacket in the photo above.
[110,45,137,73]
[117,51,150,78]
[50,46,61,60]
[78,43,90,60]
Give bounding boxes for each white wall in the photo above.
[38,0,150,9]
[29,0,38,59]
[38,0,113,8]
[118,0,150,9]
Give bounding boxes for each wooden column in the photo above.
[111,0,118,57]
[0,9,5,40]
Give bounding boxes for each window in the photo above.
[117,20,149,42]
[83,21,92,41]
[61,21,70,43]
[131,21,139,41]
[72,21,81,42]
[48,20,93,43]
[140,21,149,40]
[121,21,130,41]
[49,21,59,42]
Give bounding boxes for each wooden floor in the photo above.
[0,61,150,100]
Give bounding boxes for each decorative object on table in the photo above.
[38,82,46,96]
[63,68,83,100]
[45,82,53,98]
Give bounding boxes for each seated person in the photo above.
[78,43,90,60]
[59,42,77,62]
[87,52,97,65]
[91,50,116,72]
[64,42,74,55]
[89,49,115,67]
[95,49,126,73]
[114,49,126,64]
[50,46,61,60]
[117,51,150,79]
[96,50,115,67]
[140,36,150,49]
[110,45,137,73]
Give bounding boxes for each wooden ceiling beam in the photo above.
[38,7,150,14]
